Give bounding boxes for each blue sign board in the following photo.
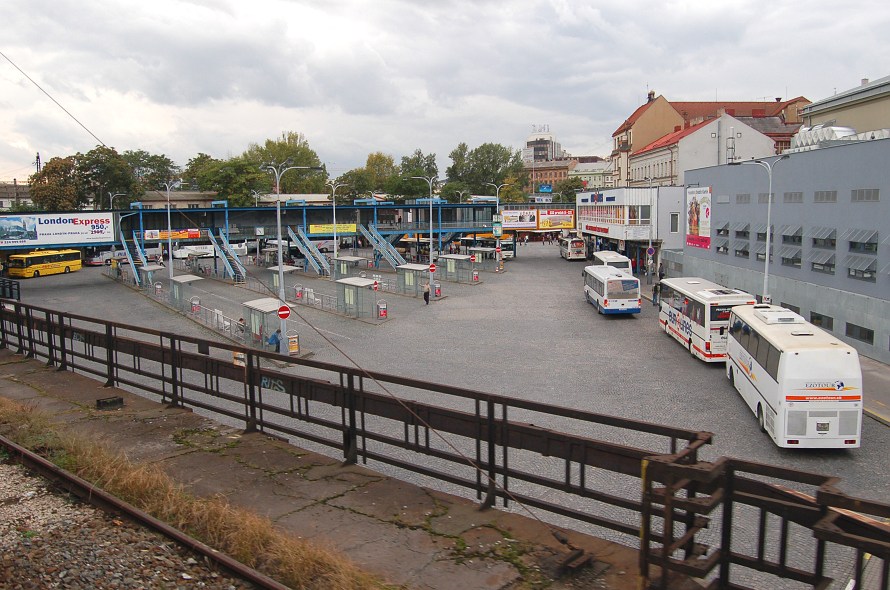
[538,184,552,193]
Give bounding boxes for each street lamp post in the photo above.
[732,155,789,303]
[161,180,181,281]
[326,180,349,267]
[251,190,263,207]
[484,182,510,268]
[108,192,125,210]
[260,161,322,351]
[410,175,437,285]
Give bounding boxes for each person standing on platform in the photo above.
[423,282,431,305]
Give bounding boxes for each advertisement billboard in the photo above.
[0,213,116,247]
[539,209,574,230]
[501,210,538,229]
[685,186,712,249]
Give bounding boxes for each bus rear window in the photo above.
[711,305,734,322]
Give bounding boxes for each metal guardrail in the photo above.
[0,301,886,590]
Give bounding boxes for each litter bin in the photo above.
[472,270,479,282]
[376,300,388,319]
[190,296,200,314]
[154,282,163,295]
[294,285,303,301]
[434,282,441,297]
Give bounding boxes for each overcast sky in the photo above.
[1,0,888,183]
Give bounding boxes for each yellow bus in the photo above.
[7,249,83,278]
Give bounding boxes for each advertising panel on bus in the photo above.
[0,213,115,247]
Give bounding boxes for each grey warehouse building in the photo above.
[681,137,890,364]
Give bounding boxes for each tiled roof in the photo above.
[670,98,805,121]
[612,101,657,137]
[633,120,711,155]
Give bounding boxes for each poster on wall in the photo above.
[501,210,538,229]
[539,209,574,230]
[0,213,116,247]
[685,186,712,249]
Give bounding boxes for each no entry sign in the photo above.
[278,305,291,319]
[429,263,437,273]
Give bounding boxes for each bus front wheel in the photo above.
[63,267,71,273]
[32,270,39,278]
[757,405,766,433]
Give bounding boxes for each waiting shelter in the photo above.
[332,255,369,279]
[241,297,284,349]
[467,246,497,271]
[437,254,475,283]
[267,264,301,293]
[335,276,378,318]
[169,275,204,313]
[138,263,166,292]
[396,263,432,297]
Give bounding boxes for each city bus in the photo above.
[7,249,83,278]
[658,277,756,362]
[591,251,633,273]
[559,236,586,260]
[583,265,641,315]
[726,304,862,448]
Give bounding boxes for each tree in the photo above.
[395,149,438,198]
[243,131,326,194]
[122,150,180,192]
[29,157,80,210]
[554,177,584,201]
[196,157,268,207]
[183,153,219,191]
[75,146,140,209]
[444,142,524,195]
[364,152,398,191]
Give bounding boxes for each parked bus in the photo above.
[7,249,82,278]
[85,245,162,266]
[559,236,586,260]
[726,304,862,448]
[658,277,756,362]
[591,251,632,273]
[583,266,641,315]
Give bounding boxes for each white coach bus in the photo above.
[583,266,641,315]
[658,277,756,362]
[726,304,862,449]
[591,251,633,273]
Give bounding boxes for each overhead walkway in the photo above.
[208,230,246,284]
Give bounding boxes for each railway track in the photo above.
[0,433,289,590]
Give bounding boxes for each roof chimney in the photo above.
[647,90,655,102]
[862,78,870,86]
[775,97,782,102]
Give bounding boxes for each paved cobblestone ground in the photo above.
[16,242,889,590]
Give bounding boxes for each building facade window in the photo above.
[810,311,833,331]
[783,191,803,203]
[781,302,800,314]
[814,190,837,203]
[736,193,750,204]
[758,192,772,204]
[670,213,679,233]
[845,322,874,345]
[851,188,879,202]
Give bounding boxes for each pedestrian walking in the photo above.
[658,262,665,281]
[652,282,660,306]
[266,329,281,352]
[423,282,431,305]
